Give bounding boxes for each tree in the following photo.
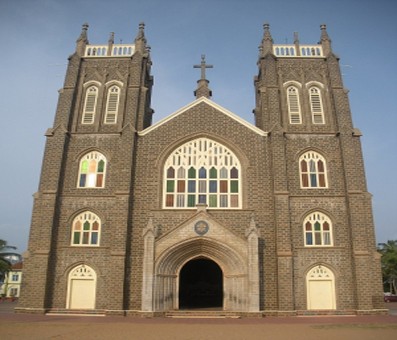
[378,240,397,294]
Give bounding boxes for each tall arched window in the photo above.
[104,85,120,124]
[71,211,101,246]
[309,87,325,124]
[82,86,98,124]
[287,86,302,124]
[77,151,107,188]
[164,138,241,209]
[303,212,333,246]
[299,151,328,188]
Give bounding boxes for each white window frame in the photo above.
[287,86,302,124]
[309,87,325,124]
[303,212,333,247]
[104,85,120,124]
[82,86,99,124]
[77,151,107,188]
[71,211,101,247]
[299,151,328,188]
[163,138,242,209]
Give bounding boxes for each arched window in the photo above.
[309,87,325,124]
[164,138,241,209]
[71,211,101,246]
[299,151,327,188]
[104,85,120,124]
[303,212,333,246]
[287,86,302,124]
[82,86,98,124]
[77,151,106,188]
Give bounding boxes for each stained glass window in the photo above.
[78,151,107,188]
[303,212,333,246]
[71,211,101,246]
[163,138,241,209]
[299,151,328,188]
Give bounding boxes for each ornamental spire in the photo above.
[75,23,89,56]
[135,22,147,54]
[320,24,332,55]
[260,22,273,57]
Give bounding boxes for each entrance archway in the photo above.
[179,258,223,309]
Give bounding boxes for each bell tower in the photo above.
[18,22,154,313]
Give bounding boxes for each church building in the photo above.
[17,23,386,316]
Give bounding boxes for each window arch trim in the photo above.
[303,211,333,247]
[70,211,102,247]
[299,150,328,188]
[77,151,107,188]
[162,137,242,209]
[286,85,302,124]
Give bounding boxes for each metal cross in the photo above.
[193,55,213,80]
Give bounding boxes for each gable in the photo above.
[139,97,267,136]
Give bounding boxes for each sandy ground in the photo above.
[1,302,396,340]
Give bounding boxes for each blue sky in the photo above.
[0,0,396,252]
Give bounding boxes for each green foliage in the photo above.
[378,240,397,294]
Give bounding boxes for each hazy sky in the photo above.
[0,0,396,253]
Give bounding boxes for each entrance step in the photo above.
[46,308,106,316]
[165,310,263,318]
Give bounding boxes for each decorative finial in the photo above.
[108,32,114,44]
[193,55,213,99]
[319,23,332,55]
[260,22,273,57]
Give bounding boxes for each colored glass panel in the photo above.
[314,222,321,231]
[177,167,186,178]
[83,232,89,244]
[324,233,331,245]
[166,180,175,192]
[176,195,185,207]
[92,221,99,231]
[166,195,174,207]
[81,160,89,173]
[314,233,321,245]
[306,233,313,245]
[301,174,309,187]
[199,180,206,193]
[79,174,86,187]
[230,195,238,207]
[89,159,97,173]
[220,195,228,207]
[83,221,90,230]
[188,167,196,178]
[318,160,324,172]
[73,232,81,244]
[323,222,329,231]
[91,233,98,245]
[188,180,196,193]
[319,174,326,187]
[209,167,217,178]
[305,222,312,231]
[220,167,227,178]
[230,180,238,193]
[220,181,228,193]
[230,167,238,178]
[97,160,105,173]
[187,195,195,207]
[199,167,207,178]
[209,195,217,207]
[300,160,307,172]
[310,174,317,187]
[167,167,175,178]
[209,181,217,193]
[177,180,185,193]
[198,195,206,204]
[96,174,103,187]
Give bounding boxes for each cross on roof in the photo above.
[193,55,213,80]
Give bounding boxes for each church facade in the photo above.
[17,23,386,316]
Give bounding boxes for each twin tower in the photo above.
[17,23,385,316]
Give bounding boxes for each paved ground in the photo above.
[0,301,396,340]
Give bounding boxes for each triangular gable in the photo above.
[138,97,267,136]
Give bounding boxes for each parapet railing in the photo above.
[84,44,135,57]
[273,45,323,57]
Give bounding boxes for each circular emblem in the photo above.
[194,221,209,235]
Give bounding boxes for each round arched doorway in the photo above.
[179,258,223,310]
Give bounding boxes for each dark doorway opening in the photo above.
[179,258,223,310]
